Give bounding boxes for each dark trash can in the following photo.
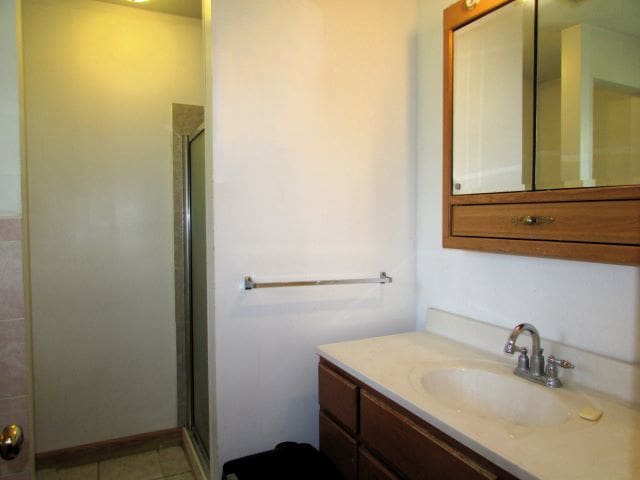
[222,442,341,480]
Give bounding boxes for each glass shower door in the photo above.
[186,128,209,456]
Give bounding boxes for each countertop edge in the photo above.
[316,345,536,480]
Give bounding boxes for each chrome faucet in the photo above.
[504,323,574,388]
[504,323,545,376]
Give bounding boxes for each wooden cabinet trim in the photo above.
[360,390,499,480]
[358,446,401,480]
[443,235,640,265]
[319,411,358,480]
[450,185,640,205]
[318,362,359,434]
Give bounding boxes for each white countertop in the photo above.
[317,331,640,480]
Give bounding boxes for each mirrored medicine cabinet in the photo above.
[443,0,640,265]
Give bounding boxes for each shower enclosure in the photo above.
[183,125,210,459]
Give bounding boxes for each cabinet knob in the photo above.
[512,215,554,226]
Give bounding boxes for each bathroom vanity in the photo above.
[317,313,640,479]
[319,359,517,479]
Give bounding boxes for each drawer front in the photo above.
[319,411,357,480]
[360,391,498,480]
[318,363,358,434]
[451,200,640,245]
[359,446,400,480]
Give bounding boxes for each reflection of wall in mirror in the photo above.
[537,24,640,189]
[452,2,528,195]
[536,78,561,189]
[592,82,640,185]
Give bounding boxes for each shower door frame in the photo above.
[182,125,210,462]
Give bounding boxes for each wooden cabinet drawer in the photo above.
[359,446,400,480]
[360,391,499,480]
[451,200,640,245]
[318,363,358,434]
[319,411,357,480]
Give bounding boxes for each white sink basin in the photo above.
[419,367,571,427]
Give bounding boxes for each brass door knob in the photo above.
[0,424,24,460]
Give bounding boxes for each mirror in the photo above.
[452,0,534,195]
[451,0,639,195]
[536,0,640,190]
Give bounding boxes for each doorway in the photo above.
[23,0,208,465]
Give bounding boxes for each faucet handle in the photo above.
[545,356,574,388]
[547,355,574,369]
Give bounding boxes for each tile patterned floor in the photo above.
[36,446,194,480]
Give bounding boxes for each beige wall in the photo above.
[592,84,640,183]
[537,78,562,186]
[23,0,203,452]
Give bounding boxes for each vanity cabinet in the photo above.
[318,359,518,480]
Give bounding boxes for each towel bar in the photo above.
[244,272,392,290]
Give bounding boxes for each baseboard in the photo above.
[183,427,209,480]
[35,427,183,470]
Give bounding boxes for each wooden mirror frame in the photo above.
[443,0,640,266]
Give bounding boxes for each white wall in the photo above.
[201,0,219,475]
[24,0,203,451]
[417,0,640,364]
[210,0,417,466]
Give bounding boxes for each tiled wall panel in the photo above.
[0,217,31,479]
